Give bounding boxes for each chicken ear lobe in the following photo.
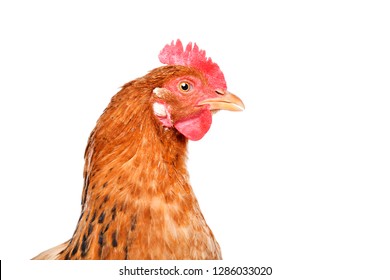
[174,108,212,141]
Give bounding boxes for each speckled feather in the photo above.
[33,40,244,260]
[33,66,222,260]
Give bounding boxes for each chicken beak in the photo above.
[198,90,245,112]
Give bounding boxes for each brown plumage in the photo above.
[33,40,244,260]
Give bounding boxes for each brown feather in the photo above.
[33,66,221,260]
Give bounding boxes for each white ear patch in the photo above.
[153,101,173,127]
[153,102,167,117]
[152,88,173,127]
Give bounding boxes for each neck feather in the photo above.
[57,81,220,259]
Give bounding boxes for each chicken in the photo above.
[32,39,244,260]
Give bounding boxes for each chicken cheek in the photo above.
[174,109,212,141]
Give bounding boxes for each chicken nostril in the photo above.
[215,89,225,95]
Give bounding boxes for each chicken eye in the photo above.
[178,82,192,93]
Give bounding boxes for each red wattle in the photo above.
[174,109,212,141]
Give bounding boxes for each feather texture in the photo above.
[33,40,243,260]
[33,66,222,260]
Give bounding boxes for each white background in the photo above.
[1,0,389,279]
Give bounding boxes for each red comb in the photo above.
[159,39,227,90]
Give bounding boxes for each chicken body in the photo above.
[33,42,244,260]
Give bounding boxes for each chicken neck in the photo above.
[57,80,221,259]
